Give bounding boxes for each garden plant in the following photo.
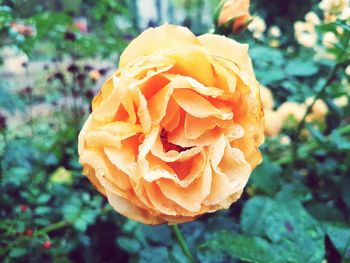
[0,0,350,262]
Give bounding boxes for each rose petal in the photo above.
[162,74,224,97]
[92,77,120,121]
[151,134,203,163]
[203,169,231,206]
[148,83,174,124]
[119,24,200,67]
[172,89,233,120]
[219,141,251,191]
[135,90,152,133]
[162,101,181,132]
[168,115,223,148]
[166,45,216,86]
[184,114,234,140]
[106,189,164,225]
[104,139,139,178]
[78,114,93,155]
[157,156,212,212]
[80,149,131,192]
[208,134,226,168]
[198,34,254,77]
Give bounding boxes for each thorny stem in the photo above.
[289,30,350,175]
[171,225,195,263]
[288,64,339,176]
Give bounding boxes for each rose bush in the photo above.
[78,24,264,224]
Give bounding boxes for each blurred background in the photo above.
[1,0,349,262]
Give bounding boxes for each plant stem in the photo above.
[36,220,69,236]
[288,31,350,173]
[288,29,350,174]
[288,64,338,175]
[171,225,195,263]
[277,123,350,165]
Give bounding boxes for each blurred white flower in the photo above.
[322,32,338,48]
[314,46,336,60]
[294,21,318,47]
[305,11,321,25]
[334,95,348,107]
[260,85,274,110]
[305,97,328,122]
[336,26,344,34]
[319,0,349,14]
[346,65,350,76]
[280,135,291,145]
[269,39,280,48]
[269,26,281,38]
[264,109,283,136]
[248,16,266,39]
[341,79,350,94]
[340,7,350,20]
[320,0,349,22]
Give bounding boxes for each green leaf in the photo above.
[37,194,51,204]
[285,59,318,77]
[2,167,30,187]
[330,130,350,151]
[140,225,171,245]
[116,236,141,254]
[169,244,191,263]
[250,157,282,195]
[0,85,24,113]
[62,197,82,222]
[250,46,284,66]
[326,224,350,257]
[257,67,286,85]
[306,203,345,222]
[240,195,325,263]
[74,218,88,232]
[139,247,169,263]
[306,124,327,144]
[241,196,273,236]
[35,206,51,215]
[340,176,350,208]
[202,194,325,262]
[9,248,27,258]
[199,231,281,263]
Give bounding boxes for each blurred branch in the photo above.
[289,30,350,174]
[277,123,350,165]
[171,225,195,263]
[36,220,69,236]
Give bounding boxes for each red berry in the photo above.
[24,229,33,236]
[42,240,51,249]
[20,205,28,213]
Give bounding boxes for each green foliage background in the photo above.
[0,0,349,262]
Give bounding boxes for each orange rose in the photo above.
[218,0,252,32]
[78,24,264,224]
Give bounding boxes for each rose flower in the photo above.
[218,0,252,33]
[78,24,264,224]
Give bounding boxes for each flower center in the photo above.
[160,129,192,153]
